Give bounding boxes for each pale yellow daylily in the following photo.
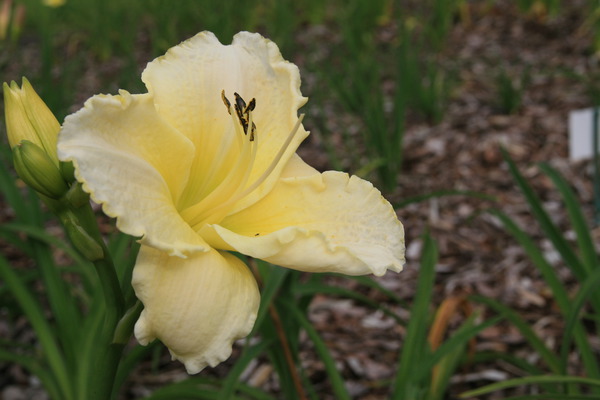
[57,31,405,374]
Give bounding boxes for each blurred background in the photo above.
[1,0,600,399]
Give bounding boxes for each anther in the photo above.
[245,98,255,113]
[234,92,246,111]
[221,90,231,115]
[224,91,257,140]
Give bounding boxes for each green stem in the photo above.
[54,187,127,400]
[77,208,126,400]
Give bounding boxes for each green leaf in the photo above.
[488,210,600,380]
[0,348,62,400]
[145,376,275,400]
[471,295,561,373]
[113,342,160,396]
[460,375,600,398]
[219,339,273,399]
[502,149,587,280]
[415,315,502,382]
[497,395,600,400]
[292,282,405,325]
[0,222,94,283]
[282,300,352,400]
[560,266,600,366]
[391,232,438,399]
[10,222,83,365]
[539,163,599,274]
[250,263,290,336]
[0,255,74,400]
[344,274,407,307]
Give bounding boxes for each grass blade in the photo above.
[560,266,600,366]
[539,163,599,275]
[489,210,600,380]
[415,315,502,382]
[503,149,587,280]
[0,255,73,400]
[460,375,600,398]
[502,396,600,400]
[0,348,62,400]
[250,262,290,336]
[343,274,407,307]
[282,299,351,400]
[471,294,561,373]
[292,282,405,325]
[219,339,273,400]
[391,232,438,398]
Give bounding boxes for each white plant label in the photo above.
[569,107,600,161]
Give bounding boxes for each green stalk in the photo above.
[460,375,600,398]
[76,207,126,400]
[53,187,127,400]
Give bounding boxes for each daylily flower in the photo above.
[57,31,405,374]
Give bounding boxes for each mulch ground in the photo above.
[1,1,600,399]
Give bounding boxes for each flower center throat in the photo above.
[179,90,304,231]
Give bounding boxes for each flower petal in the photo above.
[132,246,260,374]
[58,91,207,256]
[202,171,405,276]
[279,153,319,179]
[141,31,308,210]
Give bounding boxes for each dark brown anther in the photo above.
[225,91,257,141]
[245,98,256,113]
[221,90,231,115]
[234,92,247,111]
[234,103,245,126]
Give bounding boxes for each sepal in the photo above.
[60,210,105,261]
[12,140,68,199]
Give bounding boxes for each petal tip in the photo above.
[134,310,156,346]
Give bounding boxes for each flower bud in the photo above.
[3,78,61,166]
[61,211,104,261]
[13,140,68,199]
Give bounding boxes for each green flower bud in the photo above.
[64,181,89,208]
[13,140,68,199]
[59,160,76,182]
[3,78,61,166]
[62,212,104,261]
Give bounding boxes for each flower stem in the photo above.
[55,188,127,400]
[268,304,308,400]
[80,212,126,400]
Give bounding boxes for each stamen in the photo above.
[180,91,258,227]
[232,92,256,138]
[221,90,231,114]
[236,114,304,198]
[234,92,247,111]
[188,91,240,203]
[191,112,236,201]
[189,114,304,230]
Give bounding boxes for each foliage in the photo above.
[462,151,600,398]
